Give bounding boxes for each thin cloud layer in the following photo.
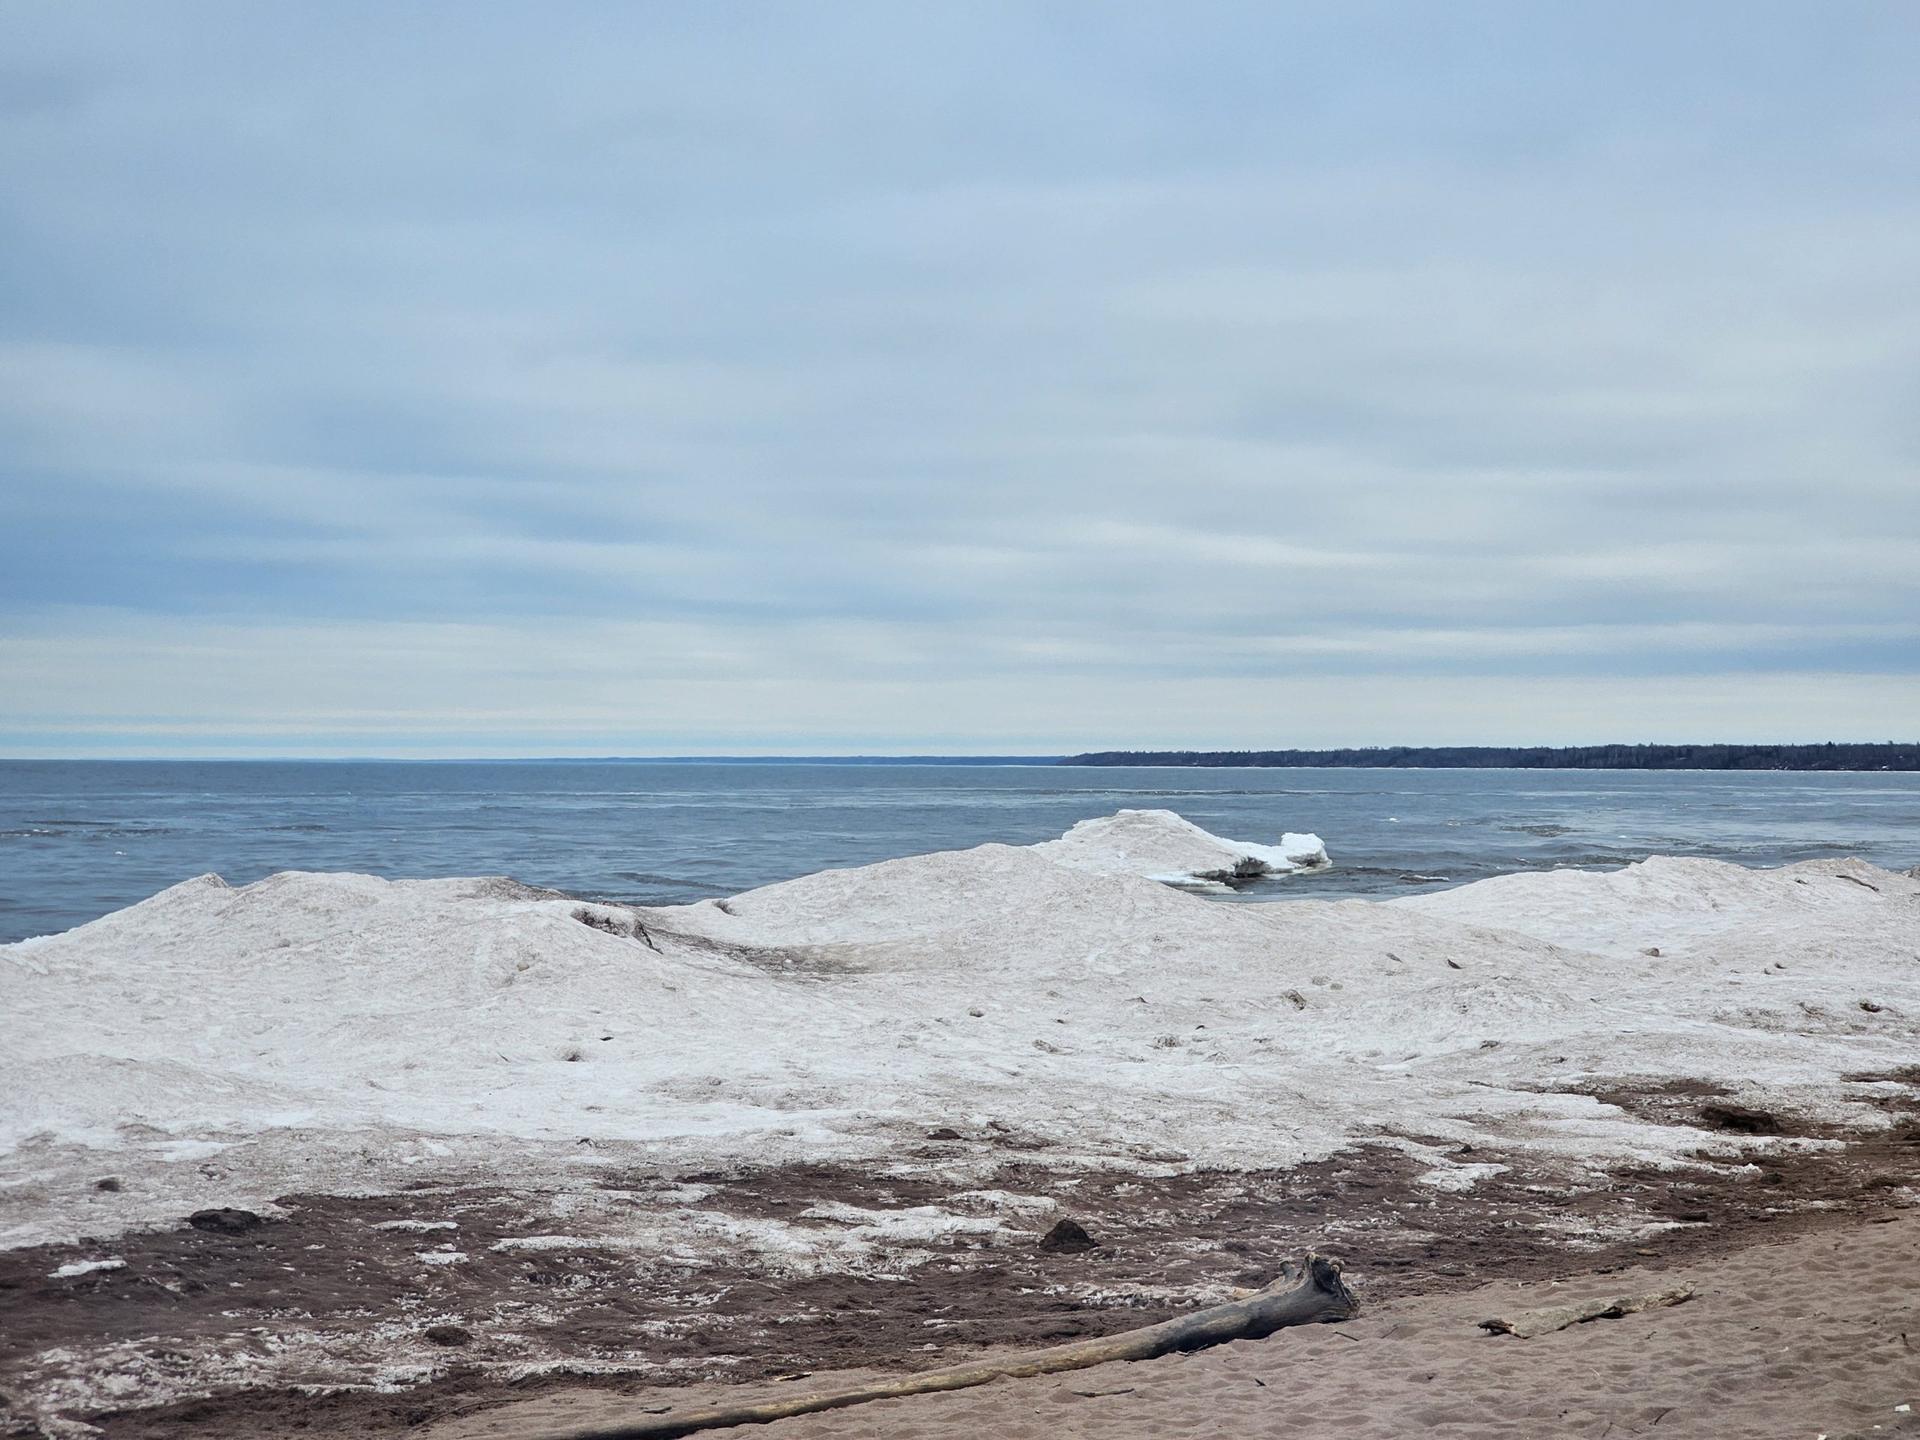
[2,3,1917,754]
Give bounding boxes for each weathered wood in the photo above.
[1479,1284,1694,1339]
[544,1253,1356,1440]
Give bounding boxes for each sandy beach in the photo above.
[421,1212,1920,1440]
[10,1145,1913,1438]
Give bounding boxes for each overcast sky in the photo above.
[3,2,1916,756]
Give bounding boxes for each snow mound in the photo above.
[1033,808,1329,888]
[1,815,1916,1253]
[1394,854,1905,961]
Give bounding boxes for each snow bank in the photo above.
[2,816,1917,1251]
[1034,808,1329,888]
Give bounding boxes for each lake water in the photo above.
[2,760,1917,944]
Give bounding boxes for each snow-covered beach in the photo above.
[2,810,1917,1437]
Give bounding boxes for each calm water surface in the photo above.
[2,761,1917,943]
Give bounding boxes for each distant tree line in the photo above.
[1059,743,1920,771]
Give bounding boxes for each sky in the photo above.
[2,2,1917,757]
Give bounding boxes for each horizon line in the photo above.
[2,740,1916,765]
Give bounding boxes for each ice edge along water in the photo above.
[1,808,1916,1257]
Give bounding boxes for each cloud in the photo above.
[1,2,1916,751]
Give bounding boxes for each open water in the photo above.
[2,760,1917,943]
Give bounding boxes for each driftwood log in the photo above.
[545,1253,1356,1440]
[1479,1284,1694,1339]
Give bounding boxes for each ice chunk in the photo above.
[1033,808,1329,888]
[49,1257,125,1278]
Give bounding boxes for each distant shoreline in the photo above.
[1061,743,1920,771]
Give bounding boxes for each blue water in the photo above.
[1,761,1917,944]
